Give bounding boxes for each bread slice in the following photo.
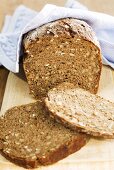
[23,18,102,98]
[45,83,114,138]
[0,101,87,169]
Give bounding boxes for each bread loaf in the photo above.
[0,101,87,169]
[23,18,102,98]
[45,83,114,138]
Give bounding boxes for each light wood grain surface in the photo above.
[0,0,114,170]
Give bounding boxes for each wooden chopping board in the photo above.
[0,0,114,169]
[0,66,114,170]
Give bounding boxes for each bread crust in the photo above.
[23,18,100,49]
[0,136,87,168]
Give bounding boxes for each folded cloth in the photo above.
[0,0,114,72]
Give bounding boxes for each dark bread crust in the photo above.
[23,18,100,49]
[0,102,87,169]
[36,135,87,166]
[0,151,39,169]
[0,136,87,168]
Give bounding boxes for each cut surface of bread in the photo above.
[45,83,114,138]
[0,101,87,169]
[23,18,102,98]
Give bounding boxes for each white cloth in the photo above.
[0,0,114,72]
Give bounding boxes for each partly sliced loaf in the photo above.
[45,83,114,138]
[23,18,102,98]
[0,101,87,169]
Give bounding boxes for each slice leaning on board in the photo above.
[45,83,114,138]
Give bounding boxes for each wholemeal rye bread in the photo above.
[23,18,102,98]
[0,101,87,169]
[45,83,114,138]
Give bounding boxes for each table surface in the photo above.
[0,1,114,170]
